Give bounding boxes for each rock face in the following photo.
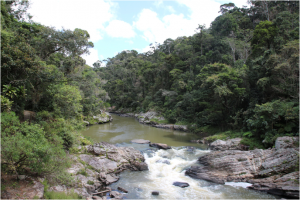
[86,142,148,171]
[209,138,242,151]
[149,143,171,150]
[50,142,148,198]
[185,136,299,198]
[93,112,113,124]
[113,110,189,131]
[275,136,299,150]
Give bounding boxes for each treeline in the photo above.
[1,0,105,181]
[97,1,299,147]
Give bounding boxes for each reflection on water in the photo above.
[81,114,207,148]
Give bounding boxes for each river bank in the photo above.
[109,108,189,131]
[2,113,298,199]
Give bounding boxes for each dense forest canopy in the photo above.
[95,0,299,146]
[0,0,299,178]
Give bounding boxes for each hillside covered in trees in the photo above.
[96,1,299,148]
[0,0,299,186]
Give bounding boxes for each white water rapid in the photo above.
[110,147,277,199]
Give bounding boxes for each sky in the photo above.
[27,0,249,67]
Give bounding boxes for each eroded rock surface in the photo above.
[209,138,242,151]
[149,143,171,150]
[50,142,148,198]
[185,136,299,198]
[93,112,113,124]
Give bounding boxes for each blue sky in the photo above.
[28,0,248,67]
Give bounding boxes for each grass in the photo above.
[44,190,82,199]
[76,168,88,176]
[87,180,94,185]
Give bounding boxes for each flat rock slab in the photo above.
[131,139,150,144]
[173,182,190,188]
[149,143,171,150]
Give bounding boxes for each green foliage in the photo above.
[1,95,13,112]
[77,168,88,176]
[246,100,298,144]
[80,137,92,145]
[87,180,94,185]
[1,112,67,176]
[251,21,278,56]
[44,190,81,199]
[51,84,82,118]
[240,137,264,150]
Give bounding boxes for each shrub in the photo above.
[1,112,67,176]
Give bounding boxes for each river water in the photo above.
[81,114,277,199]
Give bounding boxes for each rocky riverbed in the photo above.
[1,142,148,200]
[185,136,300,198]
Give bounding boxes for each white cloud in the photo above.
[167,6,175,13]
[82,48,100,67]
[134,1,222,48]
[154,0,163,7]
[28,0,116,42]
[176,0,221,28]
[228,0,249,8]
[105,20,136,38]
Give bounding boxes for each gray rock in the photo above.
[185,139,299,198]
[209,138,242,151]
[92,196,103,199]
[80,155,118,173]
[99,173,119,185]
[93,112,113,124]
[174,125,188,131]
[117,187,128,193]
[86,142,148,172]
[149,143,171,150]
[275,136,299,150]
[173,182,190,188]
[110,191,122,198]
[156,159,171,165]
[131,139,150,144]
[155,124,174,129]
[86,185,95,194]
[151,191,159,195]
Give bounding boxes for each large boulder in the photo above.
[185,137,299,198]
[62,142,148,198]
[209,138,242,151]
[136,111,165,125]
[275,136,299,150]
[93,112,113,124]
[174,125,188,131]
[149,143,171,150]
[86,142,148,171]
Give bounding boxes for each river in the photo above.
[81,114,278,199]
